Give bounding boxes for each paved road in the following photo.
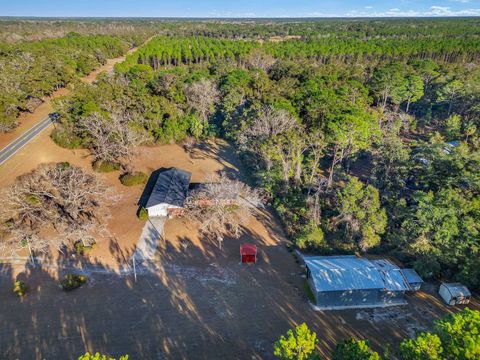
[0,116,53,166]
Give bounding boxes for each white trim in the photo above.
[309,300,407,311]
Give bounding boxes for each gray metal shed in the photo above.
[305,256,410,309]
[439,283,471,305]
[401,268,424,291]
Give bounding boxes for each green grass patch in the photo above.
[74,241,95,255]
[92,160,120,173]
[120,171,148,186]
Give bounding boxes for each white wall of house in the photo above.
[146,203,181,217]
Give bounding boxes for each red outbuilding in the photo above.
[240,243,257,264]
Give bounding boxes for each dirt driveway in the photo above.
[1,206,477,360]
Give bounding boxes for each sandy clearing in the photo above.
[0,126,269,273]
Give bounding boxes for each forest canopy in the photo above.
[4,18,479,289]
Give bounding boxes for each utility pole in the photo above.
[132,253,137,283]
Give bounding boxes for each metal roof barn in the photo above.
[145,168,192,217]
[304,256,411,310]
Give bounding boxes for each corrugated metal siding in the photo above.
[316,289,381,307]
[305,256,410,308]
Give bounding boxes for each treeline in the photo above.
[274,308,480,359]
[0,32,140,132]
[118,35,480,72]
[4,18,478,42]
[54,22,480,290]
[0,19,158,43]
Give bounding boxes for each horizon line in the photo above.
[1,15,479,20]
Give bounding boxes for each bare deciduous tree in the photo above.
[182,136,197,155]
[239,106,297,144]
[185,173,263,249]
[81,111,147,168]
[0,163,115,259]
[185,78,220,122]
[245,49,276,71]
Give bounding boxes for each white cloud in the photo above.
[319,5,480,17]
[427,5,480,15]
[207,9,257,17]
[365,6,373,9]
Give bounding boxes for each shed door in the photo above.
[242,254,256,263]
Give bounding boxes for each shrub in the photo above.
[51,127,84,149]
[138,207,149,221]
[154,116,189,144]
[59,274,87,291]
[13,281,27,297]
[296,222,325,250]
[74,241,95,255]
[92,160,120,173]
[25,194,41,205]
[332,338,380,360]
[435,308,480,360]
[414,256,441,279]
[57,162,71,171]
[120,172,148,186]
[78,352,129,360]
[400,332,443,360]
[274,323,318,360]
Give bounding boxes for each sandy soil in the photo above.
[0,210,477,359]
[0,129,247,271]
[0,127,478,359]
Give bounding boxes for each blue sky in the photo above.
[2,0,480,17]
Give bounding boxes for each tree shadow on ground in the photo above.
[0,210,474,359]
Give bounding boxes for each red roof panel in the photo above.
[240,243,257,256]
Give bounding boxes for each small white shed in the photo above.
[439,283,471,305]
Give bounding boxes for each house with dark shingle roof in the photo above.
[145,168,192,218]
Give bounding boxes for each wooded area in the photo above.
[2,18,479,291]
[0,24,153,132]
[47,18,480,291]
